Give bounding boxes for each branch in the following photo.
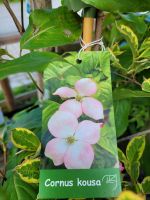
[113,71,142,87]
[21,0,25,32]
[3,0,23,34]
[93,10,105,51]
[117,129,150,143]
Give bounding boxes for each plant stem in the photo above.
[117,129,150,143]
[3,0,23,34]
[113,71,142,87]
[21,0,25,33]
[28,73,44,95]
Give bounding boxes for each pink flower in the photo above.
[45,111,100,169]
[53,78,104,120]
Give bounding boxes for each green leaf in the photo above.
[108,47,127,73]
[129,161,140,181]
[113,88,150,100]
[137,183,144,194]
[99,107,117,155]
[65,75,81,86]
[99,123,117,156]
[120,13,147,36]
[114,100,131,137]
[138,38,150,59]
[99,51,110,77]
[0,52,59,80]
[10,107,42,130]
[44,61,73,82]
[21,7,81,50]
[42,100,59,134]
[81,0,150,12]
[4,174,38,200]
[0,187,8,200]
[117,24,138,58]
[61,0,88,12]
[11,128,41,153]
[142,78,150,92]
[126,136,145,163]
[0,48,14,63]
[16,158,40,184]
[96,80,112,108]
[141,176,150,194]
[134,60,150,74]
[139,48,150,58]
[118,148,127,164]
[7,151,34,171]
[139,37,150,52]
[92,144,116,168]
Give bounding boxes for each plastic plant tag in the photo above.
[39,51,122,199]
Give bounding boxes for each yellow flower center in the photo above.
[75,95,82,101]
[66,136,75,144]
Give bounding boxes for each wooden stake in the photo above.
[0,79,15,111]
[94,10,104,51]
[82,17,94,51]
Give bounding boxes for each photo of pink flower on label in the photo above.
[44,77,105,169]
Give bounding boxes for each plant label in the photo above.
[39,51,122,198]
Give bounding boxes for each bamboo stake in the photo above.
[82,18,94,51]
[82,7,96,51]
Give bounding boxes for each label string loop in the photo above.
[77,37,106,62]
